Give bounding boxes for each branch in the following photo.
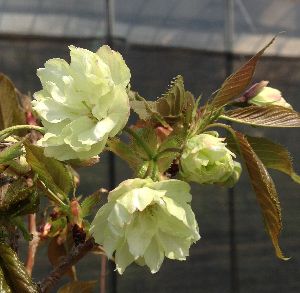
[39,238,95,293]
[25,214,40,276]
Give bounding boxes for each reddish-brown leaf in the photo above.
[211,37,275,108]
[222,105,300,127]
[235,131,288,260]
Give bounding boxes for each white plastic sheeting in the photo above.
[0,0,300,56]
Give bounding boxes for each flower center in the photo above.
[81,101,99,122]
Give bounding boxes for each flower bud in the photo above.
[248,86,292,109]
[90,178,200,274]
[238,81,292,109]
[180,132,241,185]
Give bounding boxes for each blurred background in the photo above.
[1,0,300,292]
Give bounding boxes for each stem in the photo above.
[37,180,69,209]
[39,238,95,293]
[0,125,45,140]
[25,214,40,276]
[100,255,107,293]
[123,127,154,159]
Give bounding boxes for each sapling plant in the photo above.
[0,37,300,292]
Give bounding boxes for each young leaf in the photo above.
[0,179,29,212]
[156,75,185,121]
[0,74,26,130]
[0,140,24,164]
[156,132,185,173]
[235,131,288,260]
[81,189,107,218]
[10,216,32,241]
[211,37,275,108]
[129,94,169,127]
[221,105,300,127]
[57,280,97,293]
[245,136,300,184]
[107,138,142,169]
[24,142,73,198]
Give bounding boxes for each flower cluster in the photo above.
[32,45,131,161]
[26,41,295,277]
[90,178,200,274]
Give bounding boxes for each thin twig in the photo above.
[39,238,95,293]
[25,214,40,276]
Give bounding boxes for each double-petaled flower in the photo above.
[32,45,131,160]
[90,178,200,274]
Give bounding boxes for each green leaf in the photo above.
[107,138,142,170]
[57,280,97,293]
[0,243,39,293]
[235,131,288,260]
[133,127,158,157]
[130,76,195,127]
[0,264,12,293]
[81,189,106,218]
[221,105,300,127]
[156,132,185,173]
[24,142,73,198]
[129,94,169,127]
[10,217,32,241]
[211,37,275,108]
[0,140,24,164]
[0,74,26,130]
[0,179,29,212]
[245,136,300,184]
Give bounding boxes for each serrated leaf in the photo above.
[24,142,73,198]
[245,136,300,184]
[156,131,185,173]
[81,190,106,218]
[0,243,39,293]
[10,186,39,217]
[221,105,300,127]
[0,140,24,164]
[0,74,26,130]
[107,138,142,169]
[235,131,288,260]
[0,265,12,293]
[134,127,158,155]
[57,280,97,293]
[0,179,29,212]
[130,96,168,127]
[211,37,275,108]
[156,75,185,121]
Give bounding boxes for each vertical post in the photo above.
[105,0,115,47]
[105,1,117,293]
[224,1,240,293]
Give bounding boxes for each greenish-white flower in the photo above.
[32,45,131,160]
[90,178,200,274]
[180,132,241,185]
[223,161,242,188]
[248,86,292,109]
